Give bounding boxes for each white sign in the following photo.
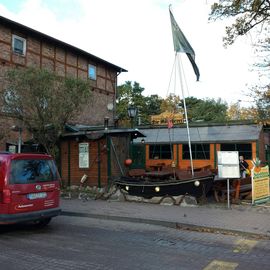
[79,143,89,168]
[217,151,239,165]
[218,165,240,178]
[8,145,16,153]
[217,151,240,179]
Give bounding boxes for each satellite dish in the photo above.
[107,103,114,111]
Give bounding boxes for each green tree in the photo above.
[210,0,270,46]
[227,102,242,120]
[1,67,91,155]
[161,94,181,113]
[210,1,270,118]
[116,82,163,126]
[139,94,163,125]
[116,83,228,125]
[183,97,201,120]
[184,97,228,122]
[116,81,145,121]
[227,101,258,120]
[249,85,270,119]
[116,81,162,125]
[144,95,162,116]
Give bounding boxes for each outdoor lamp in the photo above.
[194,180,200,187]
[127,106,137,119]
[127,105,137,128]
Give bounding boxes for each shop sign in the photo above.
[217,151,240,179]
[252,165,270,205]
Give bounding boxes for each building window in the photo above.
[182,144,210,160]
[88,64,96,80]
[220,143,252,160]
[12,35,26,56]
[149,144,173,160]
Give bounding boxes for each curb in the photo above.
[61,210,270,240]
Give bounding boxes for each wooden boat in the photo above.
[114,169,214,199]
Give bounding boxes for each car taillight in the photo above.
[2,189,11,204]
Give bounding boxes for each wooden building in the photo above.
[131,123,270,171]
[0,15,126,150]
[60,125,145,187]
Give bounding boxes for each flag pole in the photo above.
[176,53,194,176]
[169,6,195,176]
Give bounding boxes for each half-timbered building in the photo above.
[0,15,126,151]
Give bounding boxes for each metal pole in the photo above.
[106,135,111,185]
[227,178,231,209]
[68,141,71,187]
[97,141,101,188]
[177,54,194,176]
[18,128,22,153]
[131,117,134,128]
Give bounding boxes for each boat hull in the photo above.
[114,174,214,199]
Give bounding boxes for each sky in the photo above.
[0,0,258,106]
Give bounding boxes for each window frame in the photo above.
[9,159,59,184]
[149,144,173,160]
[88,64,97,80]
[220,143,252,160]
[12,34,26,56]
[182,143,210,160]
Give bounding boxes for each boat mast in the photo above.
[169,6,200,177]
[176,53,194,176]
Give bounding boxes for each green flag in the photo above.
[169,9,200,81]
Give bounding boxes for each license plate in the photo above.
[27,192,47,200]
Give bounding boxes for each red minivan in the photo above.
[0,152,61,226]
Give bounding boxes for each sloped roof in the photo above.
[63,124,145,140]
[0,16,127,73]
[133,124,263,144]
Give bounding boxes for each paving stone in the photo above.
[60,197,270,237]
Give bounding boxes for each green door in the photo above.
[130,143,146,169]
[265,145,270,167]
